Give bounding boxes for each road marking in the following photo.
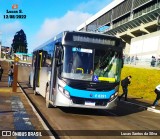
[147,107,160,114]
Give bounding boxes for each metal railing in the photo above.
[124,57,160,68]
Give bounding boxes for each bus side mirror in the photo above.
[55,42,63,67]
[122,59,124,68]
[55,47,60,58]
[55,42,62,58]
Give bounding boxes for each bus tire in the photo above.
[46,101,52,108]
[34,90,38,95]
[46,86,52,108]
[28,76,31,88]
[29,76,30,85]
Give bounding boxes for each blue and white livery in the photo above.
[29,31,125,109]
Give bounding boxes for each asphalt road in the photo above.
[18,65,160,139]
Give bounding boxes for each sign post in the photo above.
[12,55,19,92]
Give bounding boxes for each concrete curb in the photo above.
[18,83,55,139]
[121,100,160,114]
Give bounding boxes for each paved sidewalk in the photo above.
[0,61,49,139]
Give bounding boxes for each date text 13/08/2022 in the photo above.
[4,15,26,19]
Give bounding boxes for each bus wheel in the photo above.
[46,86,52,108]
[34,90,38,95]
[29,76,30,85]
[28,76,31,88]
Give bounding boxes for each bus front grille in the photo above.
[70,96,109,106]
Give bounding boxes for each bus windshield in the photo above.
[61,46,122,82]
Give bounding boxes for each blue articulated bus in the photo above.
[29,31,125,109]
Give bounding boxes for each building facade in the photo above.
[77,0,160,66]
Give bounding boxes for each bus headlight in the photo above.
[64,90,70,98]
[115,92,118,96]
[110,94,115,99]
[58,85,63,93]
[110,92,118,101]
[58,85,70,98]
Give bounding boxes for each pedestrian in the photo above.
[151,84,160,108]
[130,56,134,64]
[157,55,160,67]
[135,55,138,65]
[151,56,156,67]
[127,56,130,64]
[126,56,130,64]
[119,75,132,101]
[8,65,14,87]
[0,65,4,81]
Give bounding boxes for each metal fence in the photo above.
[124,57,160,68]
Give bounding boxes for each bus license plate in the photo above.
[85,101,95,106]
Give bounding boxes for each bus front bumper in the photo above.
[55,91,118,109]
[69,97,118,109]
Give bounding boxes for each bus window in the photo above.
[63,46,93,74]
[42,43,54,67]
[94,50,121,82]
[61,46,123,82]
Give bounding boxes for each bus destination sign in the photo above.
[73,35,116,46]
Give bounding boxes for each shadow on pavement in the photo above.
[59,107,118,116]
[59,95,160,116]
[128,97,152,107]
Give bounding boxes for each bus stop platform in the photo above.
[0,60,49,138]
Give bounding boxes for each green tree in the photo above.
[11,29,28,53]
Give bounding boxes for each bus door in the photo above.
[33,50,43,89]
[50,43,63,98]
